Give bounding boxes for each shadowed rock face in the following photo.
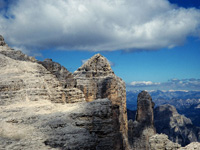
[39,59,76,89]
[0,35,6,46]
[154,104,200,146]
[136,91,155,125]
[129,91,156,150]
[74,54,129,149]
[38,59,86,103]
[0,36,36,62]
[0,36,129,150]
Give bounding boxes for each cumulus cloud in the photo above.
[130,81,160,86]
[0,0,200,51]
[128,78,200,90]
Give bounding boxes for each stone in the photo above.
[128,91,156,150]
[0,39,129,150]
[0,35,36,62]
[38,59,76,89]
[149,134,181,150]
[154,104,200,146]
[0,35,6,46]
[38,59,86,103]
[178,142,200,150]
[0,53,67,105]
[0,98,125,150]
[73,53,129,149]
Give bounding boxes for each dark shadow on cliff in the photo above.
[23,99,124,150]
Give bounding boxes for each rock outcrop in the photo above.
[178,142,200,150]
[149,134,181,150]
[0,53,69,104]
[74,54,129,149]
[0,35,36,62]
[38,59,85,103]
[128,91,156,150]
[0,98,124,150]
[0,35,6,46]
[0,35,128,150]
[38,59,76,89]
[154,104,200,146]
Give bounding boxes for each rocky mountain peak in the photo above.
[128,91,156,149]
[0,35,6,46]
[154,104,199,146]
[74,53,114,77]
[136,90,155,125]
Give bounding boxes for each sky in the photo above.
[0,0,200,91]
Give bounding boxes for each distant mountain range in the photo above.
[127,90,200,126]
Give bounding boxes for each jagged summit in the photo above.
[0,35,37,62]
[74,53,114,77]
[137,90,152,101]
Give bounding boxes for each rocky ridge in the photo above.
[0,35,199,150]
[73,53,129,149]
[128,91,156,150]
[154,104,200,146]
[0,35,128,150]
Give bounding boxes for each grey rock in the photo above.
[74,53,129,149]
[128,91,156,150]
[0,98,125,150]
[0,39,129,150]
[154,104,200,146]
[0,53,67,105]
[38,59,76,89]
[149,134,181,150]
[0,35,36,62]
[0,35,6,46]
[178,142,200,150]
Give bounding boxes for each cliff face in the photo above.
[128,91,156,150]
[154,104,200,146]
[74,53,128,149]
[0,36,128,150]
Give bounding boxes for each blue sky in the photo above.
[0,0,200,90]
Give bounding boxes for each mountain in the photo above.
[0,36,128,150]
[127,91,200,148]
[127,90,200,126]
[154,104,200,146]
[0,35,199,150]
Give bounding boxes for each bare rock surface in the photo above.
[73,53,129,149]
[0,36,36,62]
[0,53,68,104]
[38,59,76,88]
[178,142,200,150]
[0,35,6,46]
[0,37,128,150]
[149,134,181,150]
[38,58,85,103]
[0,98,123,150]
[154,104,200,146]
[128,91,156,150]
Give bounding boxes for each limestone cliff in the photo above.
[128,91,156,150]
[38,59,85,103]
[74,54,128,149]
[149,134,181,150]
[0,36,36,62]
[154,104,200,146]
[0,35,128,150]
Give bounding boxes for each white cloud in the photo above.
[0,0,200,51]
[130,81,160,86]
[128,78,200,90]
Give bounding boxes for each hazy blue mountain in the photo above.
[127,90,200,126]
